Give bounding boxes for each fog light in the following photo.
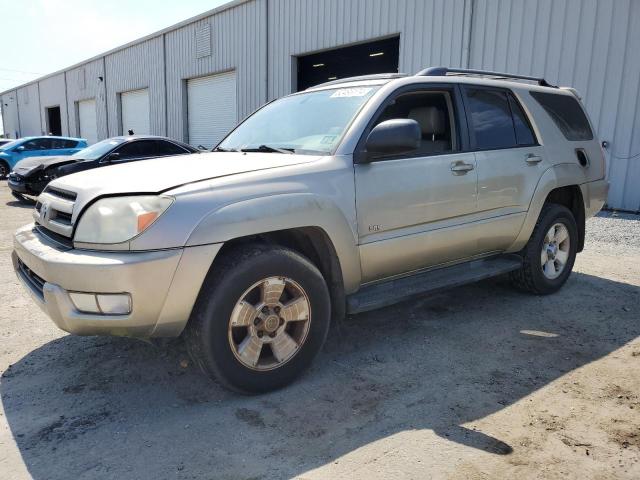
[96,294,132,315]
[69,293,100,313]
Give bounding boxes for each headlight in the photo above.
[74,195,173,244]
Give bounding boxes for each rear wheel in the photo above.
[509,204,578,295]
[184,244,331,394]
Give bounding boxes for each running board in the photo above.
[346,255,523,314]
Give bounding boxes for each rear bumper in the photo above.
[13,223,221,338]
[580,179,609,218]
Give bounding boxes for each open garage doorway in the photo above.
[45,106,62,136]
[296,36,400,91]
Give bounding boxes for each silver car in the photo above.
[13,67,608,393]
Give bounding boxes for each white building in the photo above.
[1,0,639,211]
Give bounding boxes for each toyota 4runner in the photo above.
[13,67,609,393]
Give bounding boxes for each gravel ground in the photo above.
[0,181,639,480]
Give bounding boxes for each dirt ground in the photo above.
[0,181,638,480]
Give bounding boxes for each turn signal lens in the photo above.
[137,211,159,233]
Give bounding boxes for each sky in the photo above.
[0,0,229,132]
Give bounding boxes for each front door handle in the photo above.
[525,154,542,164]
[450,161,474,175]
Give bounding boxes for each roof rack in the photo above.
[416,67,556,87]
[309,73,408,89]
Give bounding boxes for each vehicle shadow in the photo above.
[2,272,638,479]
[5,199,35,209]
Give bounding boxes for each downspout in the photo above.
[102,56,109,138]
[162,33,168,137]
[63,72,70,135]
[37,82,43,134]
[461,0,474,68]
[15,90,21,138]
[265,0,269,103]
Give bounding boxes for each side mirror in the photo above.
[105,152,120,162]
[363,119,421,160]
[15,145,25,152]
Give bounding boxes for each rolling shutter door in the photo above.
[187,71,237,149]
[121,88,150,135]
[78,99,97,145]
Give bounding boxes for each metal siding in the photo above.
[16,84,41,136]
[38,74,69,136]
[105,37,165,136]
[164,0,265,141]
[1,92,20,138]
[65,59,108,141]
[267,0,467,99]
[469,0,640,211]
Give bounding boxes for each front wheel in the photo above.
[184,244,331,394]
[0,161,9,180]
[509,203,578,295]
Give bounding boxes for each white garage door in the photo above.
[121,88,150,135]
[187,71,237,149]
[78,99,97,145]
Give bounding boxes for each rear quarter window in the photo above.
[530,91,593,141]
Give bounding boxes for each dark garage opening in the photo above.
[296,36,400,91]
[46,106,62,136]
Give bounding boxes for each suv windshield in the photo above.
[217,86,379,155]
[72,138,124,160]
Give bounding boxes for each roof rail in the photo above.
[416,66,556,87]
[308,73,408,89]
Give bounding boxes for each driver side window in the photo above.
[22,138,52,151]
[371,90,457,157]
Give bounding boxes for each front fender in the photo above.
[186,193,362,292]
[507,163,587,252]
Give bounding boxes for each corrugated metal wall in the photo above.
[0,92,20,138]
[165,0,266,140]
[267,0,468,99]
[16,84,41,136]
[65,59,108,141]
[105,37,166,136]
[2,0,639,210]
[38,73,69,136]
[469,0,640,211]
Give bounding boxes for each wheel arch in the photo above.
[508,164,587,252]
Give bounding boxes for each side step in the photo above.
[346,255,523,314]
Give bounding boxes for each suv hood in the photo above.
[13,155,75,172]
[47,151,319,207]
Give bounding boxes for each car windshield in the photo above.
[72,138,124,160]
[217,86,380,155]
[0,139,23,150]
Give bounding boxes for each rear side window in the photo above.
[153,140,189,156]
[464,87,537,150]
[465,88,515,149]
[530,91,593,141]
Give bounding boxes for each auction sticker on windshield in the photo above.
[330,87,373,98]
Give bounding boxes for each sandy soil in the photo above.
[0,181,638,479]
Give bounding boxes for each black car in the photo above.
[8,135,199,202]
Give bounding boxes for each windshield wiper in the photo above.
[240,145,295,154]
[213,147,238,152]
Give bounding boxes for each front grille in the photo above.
[17,258,45,299]
[44,186,77,202]
[35,187,77,239]
[34,225,74,249]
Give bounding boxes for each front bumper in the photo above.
[13,224,221,338]
[7,176,28,194]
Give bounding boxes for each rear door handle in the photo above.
[450,161,475,174]
[525,154,542,164]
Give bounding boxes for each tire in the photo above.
[0,161,9,180]
[184,244,331,394]
[509,203,578,295]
